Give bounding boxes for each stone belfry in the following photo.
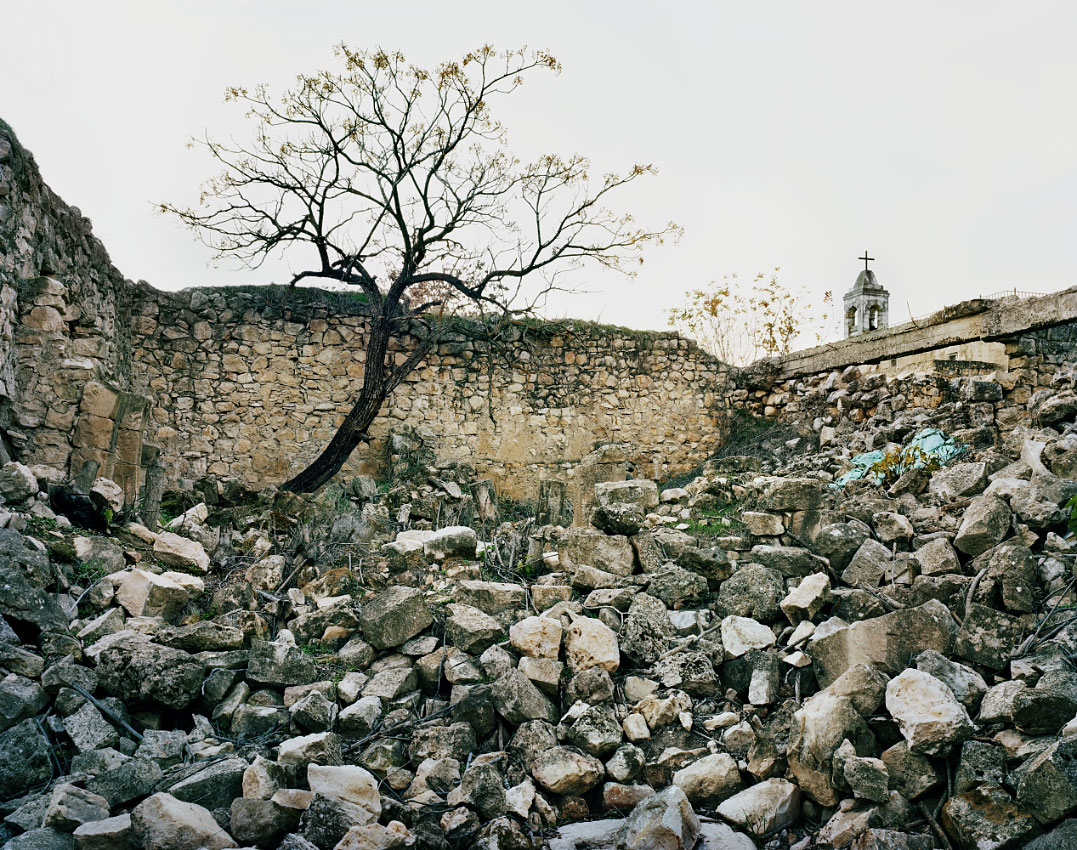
[843,252,889,338]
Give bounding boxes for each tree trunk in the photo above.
[281,384,385,493]
[281,313,398,493]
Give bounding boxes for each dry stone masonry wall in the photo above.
[3,117,1077,516]
[126,286,729,498]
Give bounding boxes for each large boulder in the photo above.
[788,690,875,806]
[307,764,381,825]
[671,753,741,805]
[94,633,204,709]
[423,526,478,561]
[0,463,38,503]
[717,563,785,621]
[715,778,801,837]
[807,600,958,688]
[246,639,319,687]
[595,480,659,510]
[619,594,673,666]
[565,616,619,674]
[941,785,1040,850]
[113,569,191,620]
[554,527,636,577]
[445,604,503,654]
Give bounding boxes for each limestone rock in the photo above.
[620,594,673,666]
[808,600,957,688]
[359,586,433,650]
[720,616,775,657]
[780,572,832,624]
[617,786,699,850]
[555,527,636,577]
[788,690,875,806]
[71,814,133,850]
[130,792,237,850]
[954,495,1012,557]
[509,616,562,659]
[715,778,800,837]
[445,603,503,654]
[0,462,38,503]
[95,633,204,709]
[912,537,962,576]
[531,746,605,796]
[246,639,319,687]
[717,563,785,621]
[1017,738,1077,824]
[113,569,190,620]
[671,753,741,805]
[307,764,381,825]
[42,783,110,832]
[423,526,477,561]
[930,462,988,501]
[886,668,974,756]
[491,668,558,724]
[941,784,1040,850]
[565,616,619,674]
[152,531,211,573]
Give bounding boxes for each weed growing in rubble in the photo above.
[868,444,943,487]
[687,501,744,538]
[1066,494,1077,535]
[73,559,108,586]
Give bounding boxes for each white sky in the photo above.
[4,1,1076,337]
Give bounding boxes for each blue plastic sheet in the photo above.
[832,428,966,488]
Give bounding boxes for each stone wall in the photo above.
[728,319,1077,445]
[126,285,729,499]
[3,116,1077,511]
[0,120,149,504]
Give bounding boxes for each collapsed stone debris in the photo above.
[0,361,1070,850]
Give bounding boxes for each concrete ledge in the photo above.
[771,286,1077,379]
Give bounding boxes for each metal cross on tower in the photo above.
[859,251,874,271]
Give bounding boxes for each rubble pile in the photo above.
[0,367,1074,849]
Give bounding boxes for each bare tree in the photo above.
[162,45,675,492]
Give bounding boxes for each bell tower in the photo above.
[843,251,889,338]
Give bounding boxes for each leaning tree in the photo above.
[163,45,675,492]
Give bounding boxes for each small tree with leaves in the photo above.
[668,270,831,366]
[163,45,676,492]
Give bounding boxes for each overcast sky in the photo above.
[4,1,1076,337]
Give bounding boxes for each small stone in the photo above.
[720,616,775,657]
[509,616,562,658]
